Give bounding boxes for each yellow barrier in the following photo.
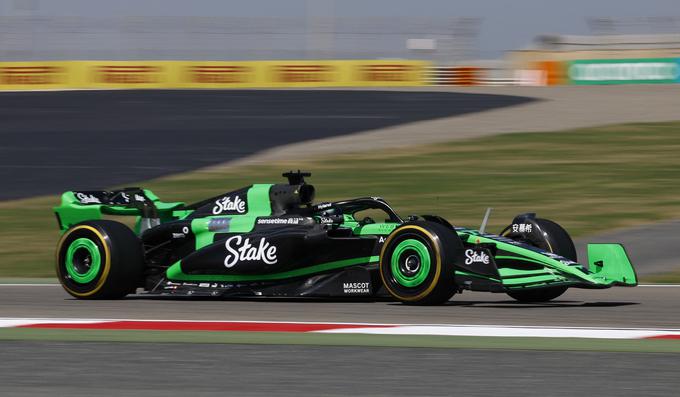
[0,60,430,90]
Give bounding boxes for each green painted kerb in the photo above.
[390,239,430,287]
[166,256,379,282]
[65,238,101,283]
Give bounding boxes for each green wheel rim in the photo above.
[65,238,102,284]
[390,238,431,287]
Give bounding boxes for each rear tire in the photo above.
[56,220,143,299]
[505,218,575,303]
[379,221,462,305]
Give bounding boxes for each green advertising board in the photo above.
[568,58,680,85]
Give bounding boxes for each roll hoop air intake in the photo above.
[269,171,316,215]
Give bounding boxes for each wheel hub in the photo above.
[64,237,102,284]
[389,238,432,288]
[402,254,421,275]
[73,248,92,274]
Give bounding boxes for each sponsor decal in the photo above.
[484,234,522,245]
[378,236,386,243]
[212,195,246,215]
[120,192,146,203]
[315,202,332,210]
[208,218,231,232]
[568,59,680,84]
[542,252,577,266]
[274,65,334,83]
[95,65,162,84]
[464,249,490,265]
[171,225,190,239]
[0,66,65,85]
[224,235,277,268]
[188,65,253,84]
[75,192,101,204]
[358,64,417,82]
[343,282,370,294]
[511,223,533,233]
[257,217,305,225]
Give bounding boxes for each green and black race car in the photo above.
[53,171,637,305]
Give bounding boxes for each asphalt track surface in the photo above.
[2,284,678,328]
[0,89,532,200]
[2,341,678,397]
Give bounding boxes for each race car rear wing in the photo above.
[54,188,186,233]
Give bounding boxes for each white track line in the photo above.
[0,318,105,327]
[315,325,680,339]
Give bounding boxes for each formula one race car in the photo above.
[54,171,637,304]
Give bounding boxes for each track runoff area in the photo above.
[1,284,680,351]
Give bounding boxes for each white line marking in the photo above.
[315,325,680,339]
[0,284,61,287]
[0,318,106,327]
[638,284,680,287]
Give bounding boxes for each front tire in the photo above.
[379,221,462,305]
[504,218,575,303]
[56,220,143,299]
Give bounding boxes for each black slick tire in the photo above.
[56,220,143,299]
[379,221,462,305]
[506,218,575,303]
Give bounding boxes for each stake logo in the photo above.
[224,236,277,268]
[75,192,101,204]
[464,249,490,265]
[212,195,246,215]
